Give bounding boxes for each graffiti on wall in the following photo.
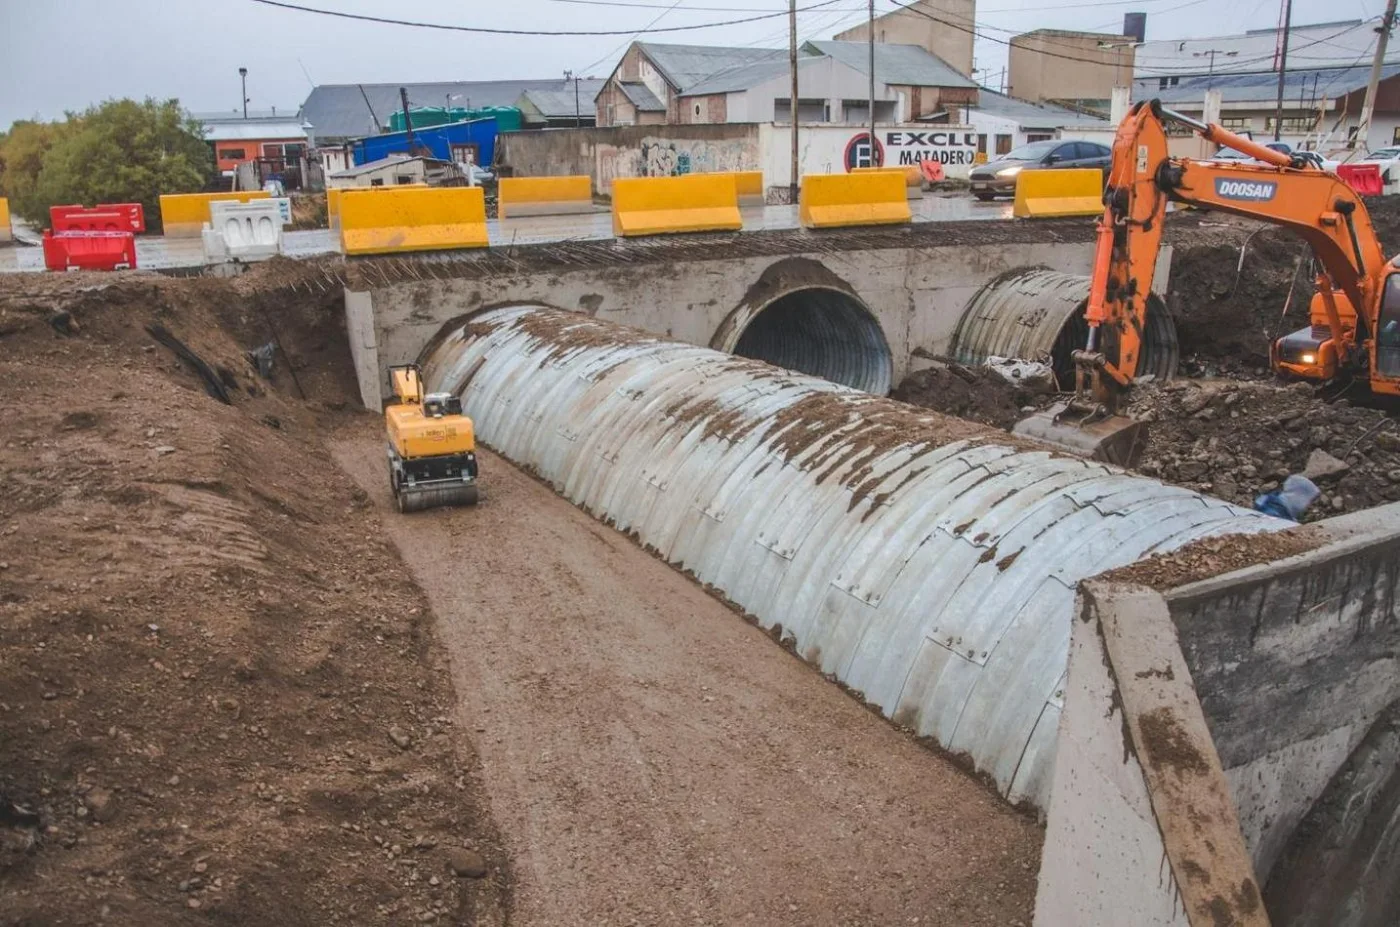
[637,138,751,177]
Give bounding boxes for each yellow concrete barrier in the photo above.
[732,171,764,206]
[160,191,270,237]
[0,197,11,244]
[611,174,742,237]
[1012,169,1104,218]
[499,176,594,218]
[852,165,924,199]
[339,185,488,255]
[799,172,911,229]
[329,183,428,229]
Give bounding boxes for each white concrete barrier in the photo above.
[201,200,284,263]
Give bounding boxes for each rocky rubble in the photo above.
[1127,379,1400,517]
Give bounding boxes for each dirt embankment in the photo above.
[892,363,1039,430]
[0,267,510,926]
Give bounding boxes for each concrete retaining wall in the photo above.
[1037,506,1400,926]
[346,239,1159,408]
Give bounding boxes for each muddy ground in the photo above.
[0,268,511,926]
[1,261,1045,924]
[896,198,1400,519]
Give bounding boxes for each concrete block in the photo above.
[611,174,742,237]
[498,176,594,218]
[160,191,270,238]
[1012,169,1103,218]
[202,200,284,263]
[339,186,488,255]
[799,172,911,229]
[0,197,11,244]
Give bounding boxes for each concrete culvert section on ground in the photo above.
[422,304,1283,810]
[951,268,1179,388]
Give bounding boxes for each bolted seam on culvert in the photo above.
[422,305,1282,811]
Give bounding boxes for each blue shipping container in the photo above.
[352,117,498,168]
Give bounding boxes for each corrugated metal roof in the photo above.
[1134,18,1399,77]
[519,81,606,118]
[1132,63,1400,106]
[300,80,563,141]
[618,81,665,111]
[423,305,1283,810]
[202,118,311,142]
[971,89,1109,129]
[803,40,976,89]
[635,42,786,92]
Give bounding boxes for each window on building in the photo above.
[1026,133,1053,143]
[695,104,702,117]
[451,143,479,165]
[218,148,246,160]
[1392,126,1400,144]
[995,134,1013,155]
[1158,77,1168,90]
[396,175,415,184]
[1266,116,1314,135]
[976,134,987,154]
[1220,117,1253,132]
[370,178,384,186]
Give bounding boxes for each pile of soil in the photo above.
[1165,232,1309,372]
[1127,379,1400,516]
[891,363,1043,430]
[0,268,510,925]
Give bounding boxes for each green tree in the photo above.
[0,119,69,219]
[2,99,212,231]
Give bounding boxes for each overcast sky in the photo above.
[0,0,1382,129]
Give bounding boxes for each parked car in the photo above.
[968,139,1113,200]
[1211,142,1339,172]
[1358,146,1400,185]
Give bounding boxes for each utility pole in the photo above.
[400,87,417,154]
[239,67,248,119]
[1356,0,1398,151]
[565,70,581,128]
[1273,0,1293,141]
[868,0,876,166]
[789,0,799,203]
[1192,48,1237,87]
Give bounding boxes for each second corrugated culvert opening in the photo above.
[733,286,893,395]
[951,268,1180,388]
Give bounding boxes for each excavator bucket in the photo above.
[1012,402,1148,468]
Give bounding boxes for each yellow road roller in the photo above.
[385,364,479,512]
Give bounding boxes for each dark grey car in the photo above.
[968,139,1113,200]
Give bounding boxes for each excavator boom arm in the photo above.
[1087,101,1383,397]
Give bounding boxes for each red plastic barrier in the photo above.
[1336,163,1383,196]
[42,230,138,272]
[49,203,146,233]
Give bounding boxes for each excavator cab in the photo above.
[1273,290,1356,381]
[1373,273,1400,385]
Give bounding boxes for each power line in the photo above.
[248,0,839,35]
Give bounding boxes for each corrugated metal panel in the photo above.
[423,305,1283,810]
[951,268,1178,386]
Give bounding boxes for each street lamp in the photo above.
[238,67,248,119]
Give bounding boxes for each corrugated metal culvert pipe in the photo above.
[422,306,1279,810]
[951,268,1180,388]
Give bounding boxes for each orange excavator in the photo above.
[1017,99,1400,465]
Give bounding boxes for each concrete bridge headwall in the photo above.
[343,236,1174,409]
